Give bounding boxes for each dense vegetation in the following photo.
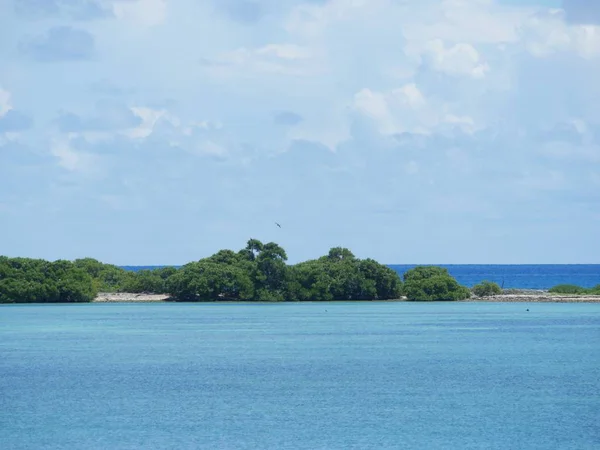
[18,241,599,303]
[1,240,411,303]
[73,257,176,294]
[548,284,600,295]
[0,256,96,303]
[402,266,471,301]
[472,281,502,297]
[166,241,404,302]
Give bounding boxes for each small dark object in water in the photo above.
[526,309,529,312]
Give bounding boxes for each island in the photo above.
[1,239,599,303]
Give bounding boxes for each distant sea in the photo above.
[121,264,600,290]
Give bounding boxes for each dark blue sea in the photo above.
[122,264,600,289]
[1,302,599,449]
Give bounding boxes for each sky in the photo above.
[1,0,599,265]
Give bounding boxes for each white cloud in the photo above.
[286,0,530,45]
[353,89,392,132]
[124,109,232,159]
[399,0,531,45]
[393,84,426,109]
[522,10,600,58]
[442,114,477,134]
[353,83,477,135]
[203,43,322,77]
[192,140,227,158]
[126,106,171,139]
[285,0,391,38]
[255,44,312,60]
[51,138,99,173]
[112,0,167,27]
[407,39,490,78]
[0,88,12,117]
[3,0,600,263]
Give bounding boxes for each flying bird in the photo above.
[275,222,282,228]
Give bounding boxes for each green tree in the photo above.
[286,261,334,301]
[588,284,600,295]
[1,241,405,303]
[255,242,289,298]
[51,260,97,302]
[207,249,242,265]
[0,257,96,303]
[285,249,402,301]
[472,280,502,297]
[167,261,254,301]
[403,265,450,282]
[359,258,403,299]
[326,247,356,261]
[239,238,264,261]
[73,258,128,292]
[403,266,470,301]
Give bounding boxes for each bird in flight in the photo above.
[275,222,282,228]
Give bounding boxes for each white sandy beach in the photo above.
[94,293,171,303]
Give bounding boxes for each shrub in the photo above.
[403,266,449,283]
[403,266,471,301]
[587,284,600,295]
[0,257,96,303]
[472,281,502,297]
[548,284,587,295]
[166,261,254,301]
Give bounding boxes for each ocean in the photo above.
[1,302,599,449]
[122,264,600,290]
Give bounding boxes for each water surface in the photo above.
[1,302,599,449]
[124,264,600,289]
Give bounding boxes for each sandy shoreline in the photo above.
[94,293,171,303]
[94,292,600,303]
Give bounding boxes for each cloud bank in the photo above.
[0,0,598,264]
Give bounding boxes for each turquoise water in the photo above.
[1,303,599,449]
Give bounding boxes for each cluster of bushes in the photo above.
[1,240,477,303]
[403,266,472,301]
[548,284,600,295]
[167,241,405,302]
[471,280,502,297]
[72,258,176,294]
[0,257,97,303]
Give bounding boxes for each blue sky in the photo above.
[1,0,599,265]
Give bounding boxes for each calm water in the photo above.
[389,265,600,289]
[123,264,600,289]
[1,303,599,450]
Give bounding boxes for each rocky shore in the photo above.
[462,293,600,303]
[93,291,600,303]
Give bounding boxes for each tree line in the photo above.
[8,239,592,303]
[1,239,476,303]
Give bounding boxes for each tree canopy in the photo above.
[472,281,502,297]
[165,240,402,302]
[0,240,406,303]
[0,256,97,303]
[402,266,471,301]
[1,242,476,303]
